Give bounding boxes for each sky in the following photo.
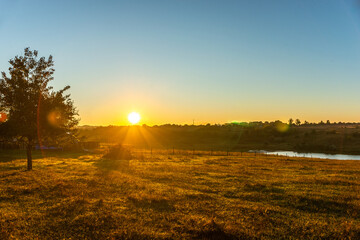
[1,0,360,126]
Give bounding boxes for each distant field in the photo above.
[1,149,360,239]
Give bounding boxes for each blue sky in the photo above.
[1,0,360,125]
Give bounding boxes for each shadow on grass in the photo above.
[283,196,359,217]
[93,158,130,172]
[0,150,27,163]
[0,150,89,163]
[128,196,174,212]
[0,165,25,172]
[186,219,240,240]
[243,183,285,194]
[42,199,139,239]
[240,183,359,218]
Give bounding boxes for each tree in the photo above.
[0,48,79,170]
[288,118,293,126]
[295,119,301,126]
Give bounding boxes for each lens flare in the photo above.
[47,109,62,127]
[0,112,7,122]
[275,122,289,132]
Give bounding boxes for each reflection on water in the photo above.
[250,150,360,161]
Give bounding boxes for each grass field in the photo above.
[1,149,360,239]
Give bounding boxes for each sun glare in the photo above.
[128,112,141,125]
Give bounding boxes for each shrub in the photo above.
[103,145,132,160]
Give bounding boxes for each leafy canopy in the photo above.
[0,48,79,145]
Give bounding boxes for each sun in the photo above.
[128,112,141,125]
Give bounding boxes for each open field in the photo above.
[1,149,360,239]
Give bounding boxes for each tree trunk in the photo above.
[26,142,33,170]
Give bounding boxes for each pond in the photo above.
[249,150,360,161]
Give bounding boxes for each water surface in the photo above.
[251,150,360,161]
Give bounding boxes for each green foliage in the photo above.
[0,48,79,169]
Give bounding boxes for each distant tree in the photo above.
[0,48,79,170]
[304,120,309,125]
[326,120,331,125]
[295,119,301,126]
[288,118,293,126]
[319,120,325,125]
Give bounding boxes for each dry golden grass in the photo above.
[1,149,360,239]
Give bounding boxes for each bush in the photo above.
[103,145,132,160]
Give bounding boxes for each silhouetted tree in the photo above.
[0,48,79,170]
[295,119,301,126]
[288,118,293,126]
